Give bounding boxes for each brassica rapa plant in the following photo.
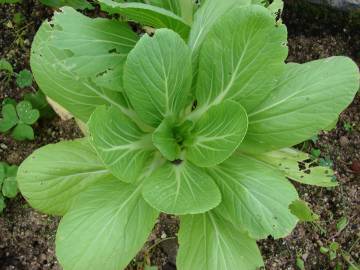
[17,0,359,269]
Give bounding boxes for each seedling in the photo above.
[16,1,359,270]
[0,100,40,140]
[343,121,353,132]
[16,69,33,88]
[0,162,18,213]
[24,91,55,119]
[336,216,349,233]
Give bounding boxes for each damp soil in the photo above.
[0,0,359,269]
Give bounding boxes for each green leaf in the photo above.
[289,199,319,222]
[0,104,18,132]
[142,161,221,215]
[30,8,137,122]
[336,217,349,232]
[89,106,155,183]
[39,0,93,9]
[208,153,298,239]
[296,256,305,270]
[241,57,359,153]
[16,101,40,125]
[2,177,18,198]
[186,100,248,167]
[11,123,34,141]
[98,0,191,39]
[16,69,33,88]
[177,212,264,270]
[48,7,138,90]
[148,0,181,16]
[0,195,5,213]
[0,163,6,185]
[17,139,112,215]
[56,178,159,270]
[152,117,181,161]
[254,148,338,187]
[24,91,55,119]
[194,5,287,113]
[5,164,18,178]
[189,0,250,68]
[124,29,192,127]
[0,0,22,4]
[0,58,13,73]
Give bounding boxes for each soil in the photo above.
[0,0,359,270]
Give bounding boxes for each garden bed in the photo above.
[0,0,359,269]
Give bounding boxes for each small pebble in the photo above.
[339,136,349,146]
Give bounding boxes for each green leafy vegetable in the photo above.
[17,3,359,270]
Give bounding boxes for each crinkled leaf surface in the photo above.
[254,148,338,187]
[16,101,40,125]
[11,124,34,141]
[30,8,136,122]
[177,212,264,270]
[124,29,192,127]
[17,139,111,215]
[208,153,298,239]
[98,0,191,39]
[188,0,250,67]
[88,106,155,183]
[0,104,18,132]
[194,5,287,113]
[56,178,158,270]
[142,161,221,214]
[241,57,359,153]
[187,100,248,167]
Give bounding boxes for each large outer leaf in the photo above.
[254,148,338,187]
[56,178,158,270]
[208,153,298,239]
[49,7,138,90]
[194,5,287,114]
[186,100,248,167]
[148,0,181,16]
[240,57,359,153]
[124,29,192,127]
[89,106,155,183]
[177,212,264,270]
[17,139,111,215]
[98,0,190,39]
[142,161,221,214]
[30,8,136,122]
[188,0,250,66]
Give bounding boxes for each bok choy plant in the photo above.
[17,0,359,269]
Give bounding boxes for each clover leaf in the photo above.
[16,2,359,270]
[0,101,40,141]
[16,69,33,88]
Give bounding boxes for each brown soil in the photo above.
[0,0,359,270]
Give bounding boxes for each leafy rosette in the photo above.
[17,1,359,270]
